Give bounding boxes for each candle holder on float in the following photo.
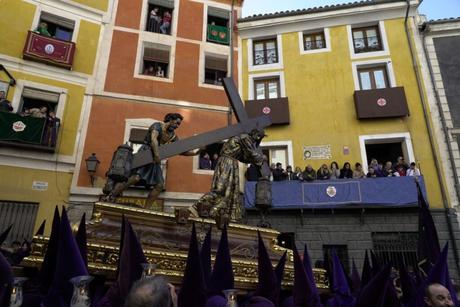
[70,275,93,307]
[141,263,157,279]
[10,277,27,307]
[223,289,238,307]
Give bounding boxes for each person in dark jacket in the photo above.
[339,162,353,179]
[272,162,287,181]
[317,164,331,180]
[302,165,317,182]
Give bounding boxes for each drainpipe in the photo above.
[227,0,236,126]
[404,0,460,277]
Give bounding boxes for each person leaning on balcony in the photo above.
[0,91,13,112]
[34,22,51,37]
[394,156,409,176]
[42,111,60,147]
[144,65,155,76]
[27,106,47,118]
[317,164,331,180]
[160,11,171,34]
[383,161,399,177]
[330,161,340,179]
[369,158,384,177]
[155,66,165,78]
[366,166,378,178]
[353,162,366,179]
[302,165,317,182]
[339,162,353,179]
[406,162,421,177]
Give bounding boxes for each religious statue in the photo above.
[104,113,198,207]
[191,128,267,223]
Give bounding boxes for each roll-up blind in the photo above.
[22,88,60,102]
[144,48,170,63]
[205,56,227,71]
[40,12,75,30]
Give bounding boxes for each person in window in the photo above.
[366,166,378,178]
[0,91,13,112]
[144,65,155,76]
[394,156,409,176]
[353,162,365,179]
[25,106,47,118]
[339,162,353,179]
[148,7,162,33]
[330,161,340,179]
[272,162,286,181]
[199,152,212,170]
[406,162,421,177]
[41,111,60,147]
[317,164,330,180]
[160,11,171,34]
[383,161,399,177]
[155,66,165,78]
[211,153,219,170]
[35,22,52,37]
[302,165,316,182]
[369,158,384,177]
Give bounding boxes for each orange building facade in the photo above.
[69,0,243,216]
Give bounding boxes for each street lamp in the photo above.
[85,153,100,186]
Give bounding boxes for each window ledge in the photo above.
[300,47,331,55]
[248,62,283,72]
[134,74,173,83]
[199,82,224,90]
[350,49,390,59]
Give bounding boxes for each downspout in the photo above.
[404,0,460,277]
[228,0,236,126]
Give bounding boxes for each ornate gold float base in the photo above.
[23,202,328,290]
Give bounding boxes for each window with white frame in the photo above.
[253,38,278,65]
[352,25,382,54]
[145,0,174,35]
[303,31,326,51]
[204,55,227,86]
[38,12,75,41]
[141,43,171,78]
[254,77,280,100]
[128,128,149,154]
[357,65,389,90]
[20,88,60,115]
[262,145,288,168]
[207,7,230,45]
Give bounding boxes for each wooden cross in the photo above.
[131,78,272,169]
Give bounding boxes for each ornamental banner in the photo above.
[303,145,332,160]
[0,112,45,144]
[207,24,229,44]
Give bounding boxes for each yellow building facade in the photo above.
[239,0,446,208]
[0,0,111,238]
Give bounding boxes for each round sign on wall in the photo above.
[377,98,387,107]
[44,44,55,55]
[262,106,271,114]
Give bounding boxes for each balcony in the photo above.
[353,87,409,119]
[245,97,290,125]
[0,112,59,152]
[23,31,76,70]
[207,24,229,45]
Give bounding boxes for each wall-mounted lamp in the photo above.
[85,153,100,186]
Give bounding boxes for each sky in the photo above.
[242,0,460,21]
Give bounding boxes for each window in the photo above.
[358,66,388,90]
[128,128,148,154]
[194,142,223,172]
[145,1,174,35]
[253,39,278,65]
[207,7,230,45]
[352,25,382,53]
[254,78,280,100]
[372,232,419,269]
[0,201,38,245]
[262,145,288,168]
[303,32,326,51]
[142,44,170,78]
[20,88,60,114]
[39,12,75,41]
[323,244,350,274]
[204,55,227,86]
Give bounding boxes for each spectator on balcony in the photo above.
[148,7,162,33]
[0,91,13,112]
[394,156,409,176]
[199,152,212,170]
[330,161,340,179]
[353,162,366,179]
[211,153,219,170]
[369,158,384,177]
[366,166,378,178]
[406,162,421,177]
[294,166,303,180]
[302,165,316,182]
[34,22,51,37]
[272,162,287,181]
[24,106,47,118]
[339,162,353,179]
[41,111,60,147]
[155,66,165,78]
[317,164,331,180]
[286,165,297,180]
[144,65,155,76]
[160,11,172,34]
[383,161,399,177]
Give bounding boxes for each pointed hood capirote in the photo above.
[209,225,234,294]
[75,213,88,268]
[254,231,278,305]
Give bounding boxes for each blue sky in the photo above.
[242,0,460,21]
